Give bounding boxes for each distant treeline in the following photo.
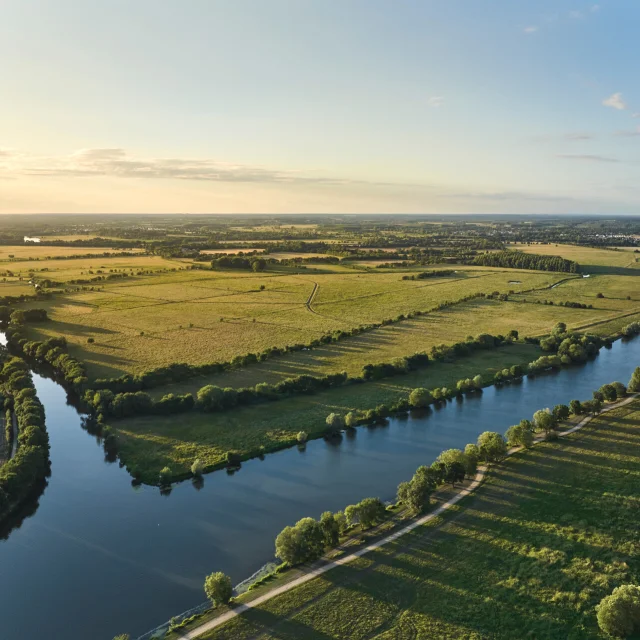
[473,251,579,273]
[401,270,457,281]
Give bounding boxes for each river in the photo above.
[0,337,639,640]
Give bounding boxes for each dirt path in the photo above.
[304,281,320,315]
[178,393,638,639]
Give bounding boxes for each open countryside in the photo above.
[4,2,640,639]
[0,214,639,640]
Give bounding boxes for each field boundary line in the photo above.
[177,393,638,639]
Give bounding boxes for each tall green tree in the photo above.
[477,431,507,463]
[204,572,233,607]
[596,585,640,638]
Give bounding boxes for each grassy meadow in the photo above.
[197,399,640,640]
[508,242,640,274]
[16,266,566,380]
[115,343,540,482]
[0,244,145,261]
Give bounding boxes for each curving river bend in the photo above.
[1,337,639,640]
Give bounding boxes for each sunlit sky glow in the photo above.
[1,0,640,214]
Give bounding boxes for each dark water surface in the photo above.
[1,338,639,640]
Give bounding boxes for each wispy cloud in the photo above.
[556,153,619,163]
[523,25,538,33]
[427,96,445,108]
[590,4,600,12]
[603,92,627,110]
[3,147,377,186]
[614,127,640,138]
[564,132,593,141]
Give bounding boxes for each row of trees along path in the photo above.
[177,392,639,640]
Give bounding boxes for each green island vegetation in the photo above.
[0,353,49,520]
[165,372,640,640]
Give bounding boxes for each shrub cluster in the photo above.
[401,270,456,281]
[532,299,592,309]
[0,306,48,324]
[622,321,640,338]
[538,322,605,365]
[0,357,49,520]
[211,256,266,271]
[8,328,88,393]
[274,497,387,566]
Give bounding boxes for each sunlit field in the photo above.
[509,243,640,274]
[15,267,564,379]
[197,400,640,640]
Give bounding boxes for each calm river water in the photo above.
[1,337,639,639]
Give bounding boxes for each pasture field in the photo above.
[145,297,620,397]
[198,399,640,640]
[15,268,565,380]
[508,242,640,274]
[0,244,144,261]
[114,343,541,482]
[511,273,640,311]
[0,254,184,284]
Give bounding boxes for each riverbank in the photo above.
[2,334,639,640]
[114,343,541,484]
[169,393,640,640]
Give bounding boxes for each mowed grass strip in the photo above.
[198,400,640,640]
[114,344,540,482]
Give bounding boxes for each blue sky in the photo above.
[1,0,639,213]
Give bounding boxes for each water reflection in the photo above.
[0,337,638,640]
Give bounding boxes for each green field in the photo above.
[0,244,145,261]
[198,399,640,640]
[509,243,640,274]
[144,296,634,398]
[115,343,541,482]
[16,267,562,380]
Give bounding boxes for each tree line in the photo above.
[0,357,49,522]
[4,290,499,401]
[473,250,579,273]
[82,332,515,422]
[197,373,636,621]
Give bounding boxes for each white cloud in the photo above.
[633,113,640,118]
[564,132,593,140]
[556,153,619,163]
[427,96,445,108]
[523,25,538,33]
[602,92,627,110]
[569,10,584,19]
[590,4,600,12]
[614,126,640,137]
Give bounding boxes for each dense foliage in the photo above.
[473,250,579,273]
[0,357,49,521]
